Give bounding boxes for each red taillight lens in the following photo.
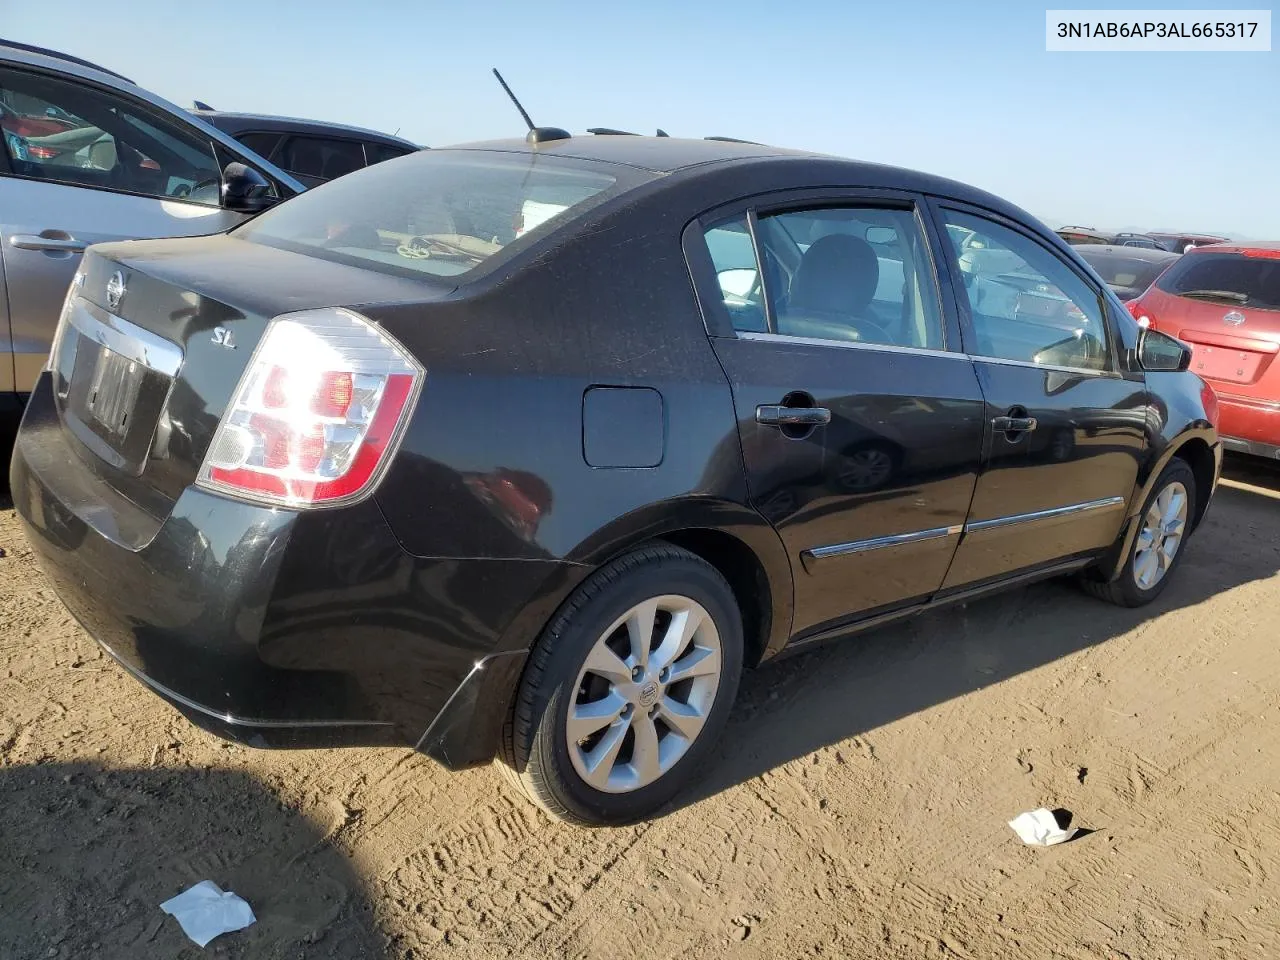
[197,308,423,508]
[1127,298,1157,328]
[27,144,59,160]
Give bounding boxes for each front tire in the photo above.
[499,544,744,826]
[1082,458,1196,607]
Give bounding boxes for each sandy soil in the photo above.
[2,455,1280,959]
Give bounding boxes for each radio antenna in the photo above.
[492,68,570,144]
[492,68,535,131]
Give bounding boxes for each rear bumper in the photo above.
[1217,392,1280,457]
[11,375,575,763]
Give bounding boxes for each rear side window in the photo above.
[367,142,413,165]
[239,149,627,280]
[1156,252,1280,311]
[703,205,945,351]
[280,135,365,180]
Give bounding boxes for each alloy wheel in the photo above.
[566,595,722,793]
[1133,481,1188,590]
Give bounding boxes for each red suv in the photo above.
[1127,242,1280,460]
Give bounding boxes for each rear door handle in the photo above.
[9,234,88,252]
[992,416,1038,433]
[756,404,831,427]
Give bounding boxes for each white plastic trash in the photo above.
[160,880,256,947]
[1008,807,1078,846]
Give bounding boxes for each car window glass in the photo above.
[703,216,766,332]
[366,142,412,165]
[236,131,281,159]
[239,150,623,281]
[943,210,1112,371]
[0,67,224,205]
[281,135,365,180]
[752,206,945,349]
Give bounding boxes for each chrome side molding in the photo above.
[804,496,1127,562]
[963,496,1126,532]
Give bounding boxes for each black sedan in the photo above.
[1075,244,1182,301]
[10,133,1221,825]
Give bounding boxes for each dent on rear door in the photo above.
[0,176,241,393]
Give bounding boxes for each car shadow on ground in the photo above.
[0,762,384,959]
[678,454,1280,811]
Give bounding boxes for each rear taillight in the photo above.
[1127,298,1156,328]
[45,268,86,372]
[197,308,423,509]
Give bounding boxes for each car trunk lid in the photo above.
[50,236,447,522]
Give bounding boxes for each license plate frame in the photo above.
[1190,344,1263,385]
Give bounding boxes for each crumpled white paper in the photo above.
[160,880,256,947]
[1008,807,1078,846]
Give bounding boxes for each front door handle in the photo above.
[9,233,88,253]
[756,404,832,427]
[992,415,1038,433]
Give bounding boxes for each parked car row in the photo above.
[0,39,417,426]
[1057,225,1229,254]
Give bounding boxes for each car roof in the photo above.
[1076,245,1181,262]
[0,43,306,194]
[441,134,1027,211]
[193,110,419,149]
[445,134,825,173]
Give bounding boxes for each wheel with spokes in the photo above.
[499,544,743,825]
[1081,458,1197,607]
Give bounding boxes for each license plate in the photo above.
[1190,344,1262,385]
[85,347,143,437]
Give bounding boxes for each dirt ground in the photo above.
[2,456,1280,960]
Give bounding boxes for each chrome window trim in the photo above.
[964,496,1126,532]
[966,354,1122,379]
[735,332,1121,378]
[67,298,183,377]
[805,524,964,561]
[736,331,962,361]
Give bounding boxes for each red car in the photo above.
[1127,242,1280,459]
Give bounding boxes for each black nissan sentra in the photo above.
[11,132,1221,825]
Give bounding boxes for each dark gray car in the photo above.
[192,109,418,188]
[1075,245,1181,301]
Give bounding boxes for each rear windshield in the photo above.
[1156,252,1280,311]
[1077,251,1174,291]
[237,149,631,281]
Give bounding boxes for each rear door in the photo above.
[930,203,1148,589]
[687,190,987,641]
[0,65,251,395]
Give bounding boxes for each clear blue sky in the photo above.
[6,0,1278,236]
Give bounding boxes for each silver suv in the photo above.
[0,41,304,431]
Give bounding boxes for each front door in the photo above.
[930,204,1148,589]
[691,193,987,639]
[0,65,247,395]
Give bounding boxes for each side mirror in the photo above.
[221,162,277,214]
[1138,325,1192,372]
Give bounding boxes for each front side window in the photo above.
[236,131,281,160]
[0,68,224,205]
[943,210,1112,372]
[239,149,628,280]
[703,205,945,350]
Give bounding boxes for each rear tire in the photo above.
[1081,459,1196,607]
[498,544,743,826]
